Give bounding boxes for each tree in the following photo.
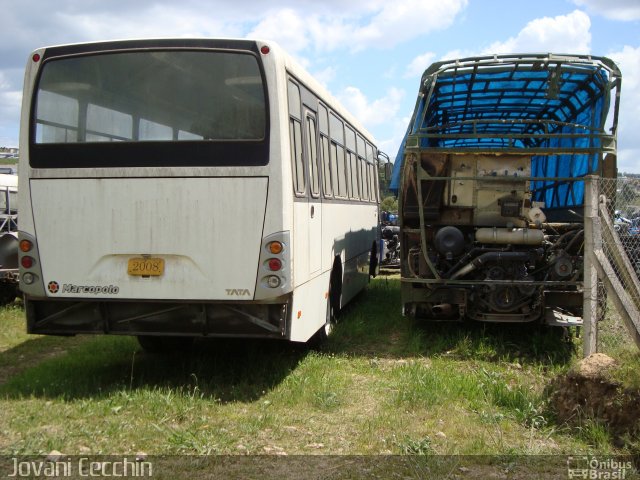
[380,195,398,213]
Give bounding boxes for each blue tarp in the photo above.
[389,54,619,209]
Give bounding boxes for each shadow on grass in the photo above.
[0,334,89,384]
[0,335,308,402]
[328,276,576,366]
[0,277,575,401]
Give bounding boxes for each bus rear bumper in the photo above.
[24,297,291,339]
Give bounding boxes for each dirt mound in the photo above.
[573,352,618,379]
[549,353,640,443]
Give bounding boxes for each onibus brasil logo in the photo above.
[567,456,633,479]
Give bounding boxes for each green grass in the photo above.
[598,303,640,390]
[0,277,637,459]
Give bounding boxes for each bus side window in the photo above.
[360,157,369,201]
[332,143,346,198]
[357,134,367,201]
[320,134,332,197]
[290,119,304,194]
[366,143,378,202]
[306,115,320,197]
[318,105,332,197]
[346,127,359,200]
[288,80,305,196]
[330,112,347,198]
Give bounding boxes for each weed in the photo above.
[396,436,433,455]
[479,368,548,429]
[391,362,447,408]
[575,419,614,452]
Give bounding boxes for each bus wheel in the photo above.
[137,335,194,354]
[329,256,342,315]
[309,265,341,348]
[369,241,378,278]
[309,289,336,348]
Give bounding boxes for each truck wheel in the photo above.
[0,284,17,305]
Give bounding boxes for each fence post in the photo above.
[582,175,598,357]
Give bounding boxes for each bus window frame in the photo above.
[28,46,271,169]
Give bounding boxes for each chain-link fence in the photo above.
[592,176,640,353]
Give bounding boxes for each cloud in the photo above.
[0,2,248,70]
[0,69,24,145]
[440,10,592,61]
[0,89,22,148]
[335,86,410,158]
[482,10,591,55]
[405,51,437,79]
[310,67,337,88]
[607,45,640,173]
[247,9,311,55]
[572,0,640,20]
[0,90,21,119]
[250,0,468,54]
[54,6,244,43]
[337,86,404,130]
[347,0,468,51]
[379,114,413,160]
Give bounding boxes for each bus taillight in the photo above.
[268,258,282,271]
[21,256,34,269]
[19,239,33,252]
[268,241,283,254]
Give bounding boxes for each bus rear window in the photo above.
[34,50,266,144]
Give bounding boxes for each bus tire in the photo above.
[137,335,193,354]
[309,292,335,348]
[330,256,342,315]
[369,240,378,278]
[309,260,341,348]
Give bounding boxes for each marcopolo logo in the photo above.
[63,284,120,295]
[48,283,120,295]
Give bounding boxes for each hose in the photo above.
[449,251,537,280]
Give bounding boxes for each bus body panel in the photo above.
[29,177,268,300]
[308,199,322,275]
[321,201,378,301]
[287,200,377,341]
[288,270,329,342]
[292,200,310,286]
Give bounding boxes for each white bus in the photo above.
[18,39,382,351]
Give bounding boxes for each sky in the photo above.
[1,0,639,173]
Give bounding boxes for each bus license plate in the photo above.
[127,258,165,276]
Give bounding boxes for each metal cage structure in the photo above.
[392,54,627,336]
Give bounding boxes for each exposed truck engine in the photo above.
[392,54,621,325]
